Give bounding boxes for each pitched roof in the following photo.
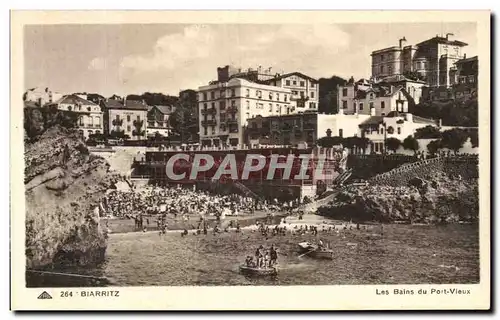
[150,105,175,114]
[54,94,97,106]
[102,99,148,111]
[265,72,318,83]
[413,115,438,125]
[359,116,384,127]
[416,36,468,47]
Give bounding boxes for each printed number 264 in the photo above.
[60,291,73,298]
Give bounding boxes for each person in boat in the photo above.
[269,245,278,266]
[255,245,264,268]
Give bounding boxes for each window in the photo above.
[202,92,207,101]
[212,127,216,134]
[309,102,316,109]
[311,91,315,98]
[300,91,305,98]
[246,112,250,119]
[292,90,298,95]
[342,88,348,97]
[342,101,347,109]
[204,128,208,135]
[220,89,225,97]
[79,116,84,126]
[380,127,384,134]
[269,92,273,100]
[381,113,386,116]
[231,100,236,107]
[397,127,401,135]
[269,104,272,112]
[387,126,394,134]
[231,89,235,97]
[468,75,475,83]
[380,54,384,61]
[220,101,226,109]
[137,115,140,121]
[381,101,385,109]
[276,93,280,101]
[246,101,250,110]
[380,65,384,73]
[68,106,72,111]
[276,104,280,113]
[127,115,131,122]
[369,102,374,109]
[285,80,290,86]
[359,103,364,110]
[293,80,297,85]
[115,115,119,120]
[300,81,305,87]
[257,103,263,109]
[203,103,207,110]
[284,95,288,102]
[211,91,215,99]
[388,66,392,74]
[311,82,315,88]
[339,129,343,137]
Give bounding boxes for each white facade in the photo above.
[358,113,438,154]
[338,82,409,117]
[24,87,64,107]
[52,94,104,139]
[266,73,319,112]
[316,113,371,139]
[198,78,292,147]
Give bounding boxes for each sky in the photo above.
[24,22,477,97]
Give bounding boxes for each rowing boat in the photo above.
[297,242,334,260]
[239,265,278,276]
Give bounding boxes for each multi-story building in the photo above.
[101,98,148,140]
[217,65,319,113]
[147,105,175,138]
[376,74,426,105]
[450,55,478,100]
[371,34,468,87]
[262,72,319,111]
[338,79,411,116]
[197,77,292,147]
[245,112,371,147]
[23,87,64,107]
[358,112,438,154]
[50,94,104,139]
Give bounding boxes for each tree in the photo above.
[386,137,402,153]
[402,135,420,155]
[441,128,468,154]
[352,136,370,154]
[427,139,442,156]
[414,125,442,139]
[318,75,347,114]
[317,136,343,148]
[170,90,198,143]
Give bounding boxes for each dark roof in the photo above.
[264,72,318,83]
[359,116,384,127]
[102,99,125,109]
[24,101,39,108]
[124,100,148,111]
[413,115,438,125]
[103,99,148,111]
[54,94,97,106]
[379,74,426,84]
[149,105,175,115]
[416,36,468,47]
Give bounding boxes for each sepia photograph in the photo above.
[11,10,490,310]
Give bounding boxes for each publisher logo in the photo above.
[37,291,52,299]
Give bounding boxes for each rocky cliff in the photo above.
[318,169,479,224]
[24,107,119,269]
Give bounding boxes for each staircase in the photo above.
[232,180,263,200]
[369,157,444,187]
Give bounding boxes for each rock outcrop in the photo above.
[24,107,119,269]
[318,170,478,224]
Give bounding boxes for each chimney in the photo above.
[399,36,407,48]
[464,53,467,59]
[370,107,376,116]
[446,33,454,40]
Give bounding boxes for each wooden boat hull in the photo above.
[239,265,278,276]
[297,242,334,260]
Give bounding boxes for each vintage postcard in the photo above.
[11,10,490,310]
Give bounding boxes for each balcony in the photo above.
[112,119,123,126]
[290,95,310,102]
[226,118,238,125]
[201,119,217,126]
[226,106,238,113]
[201,108,217,115]
[133,119,144,127]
